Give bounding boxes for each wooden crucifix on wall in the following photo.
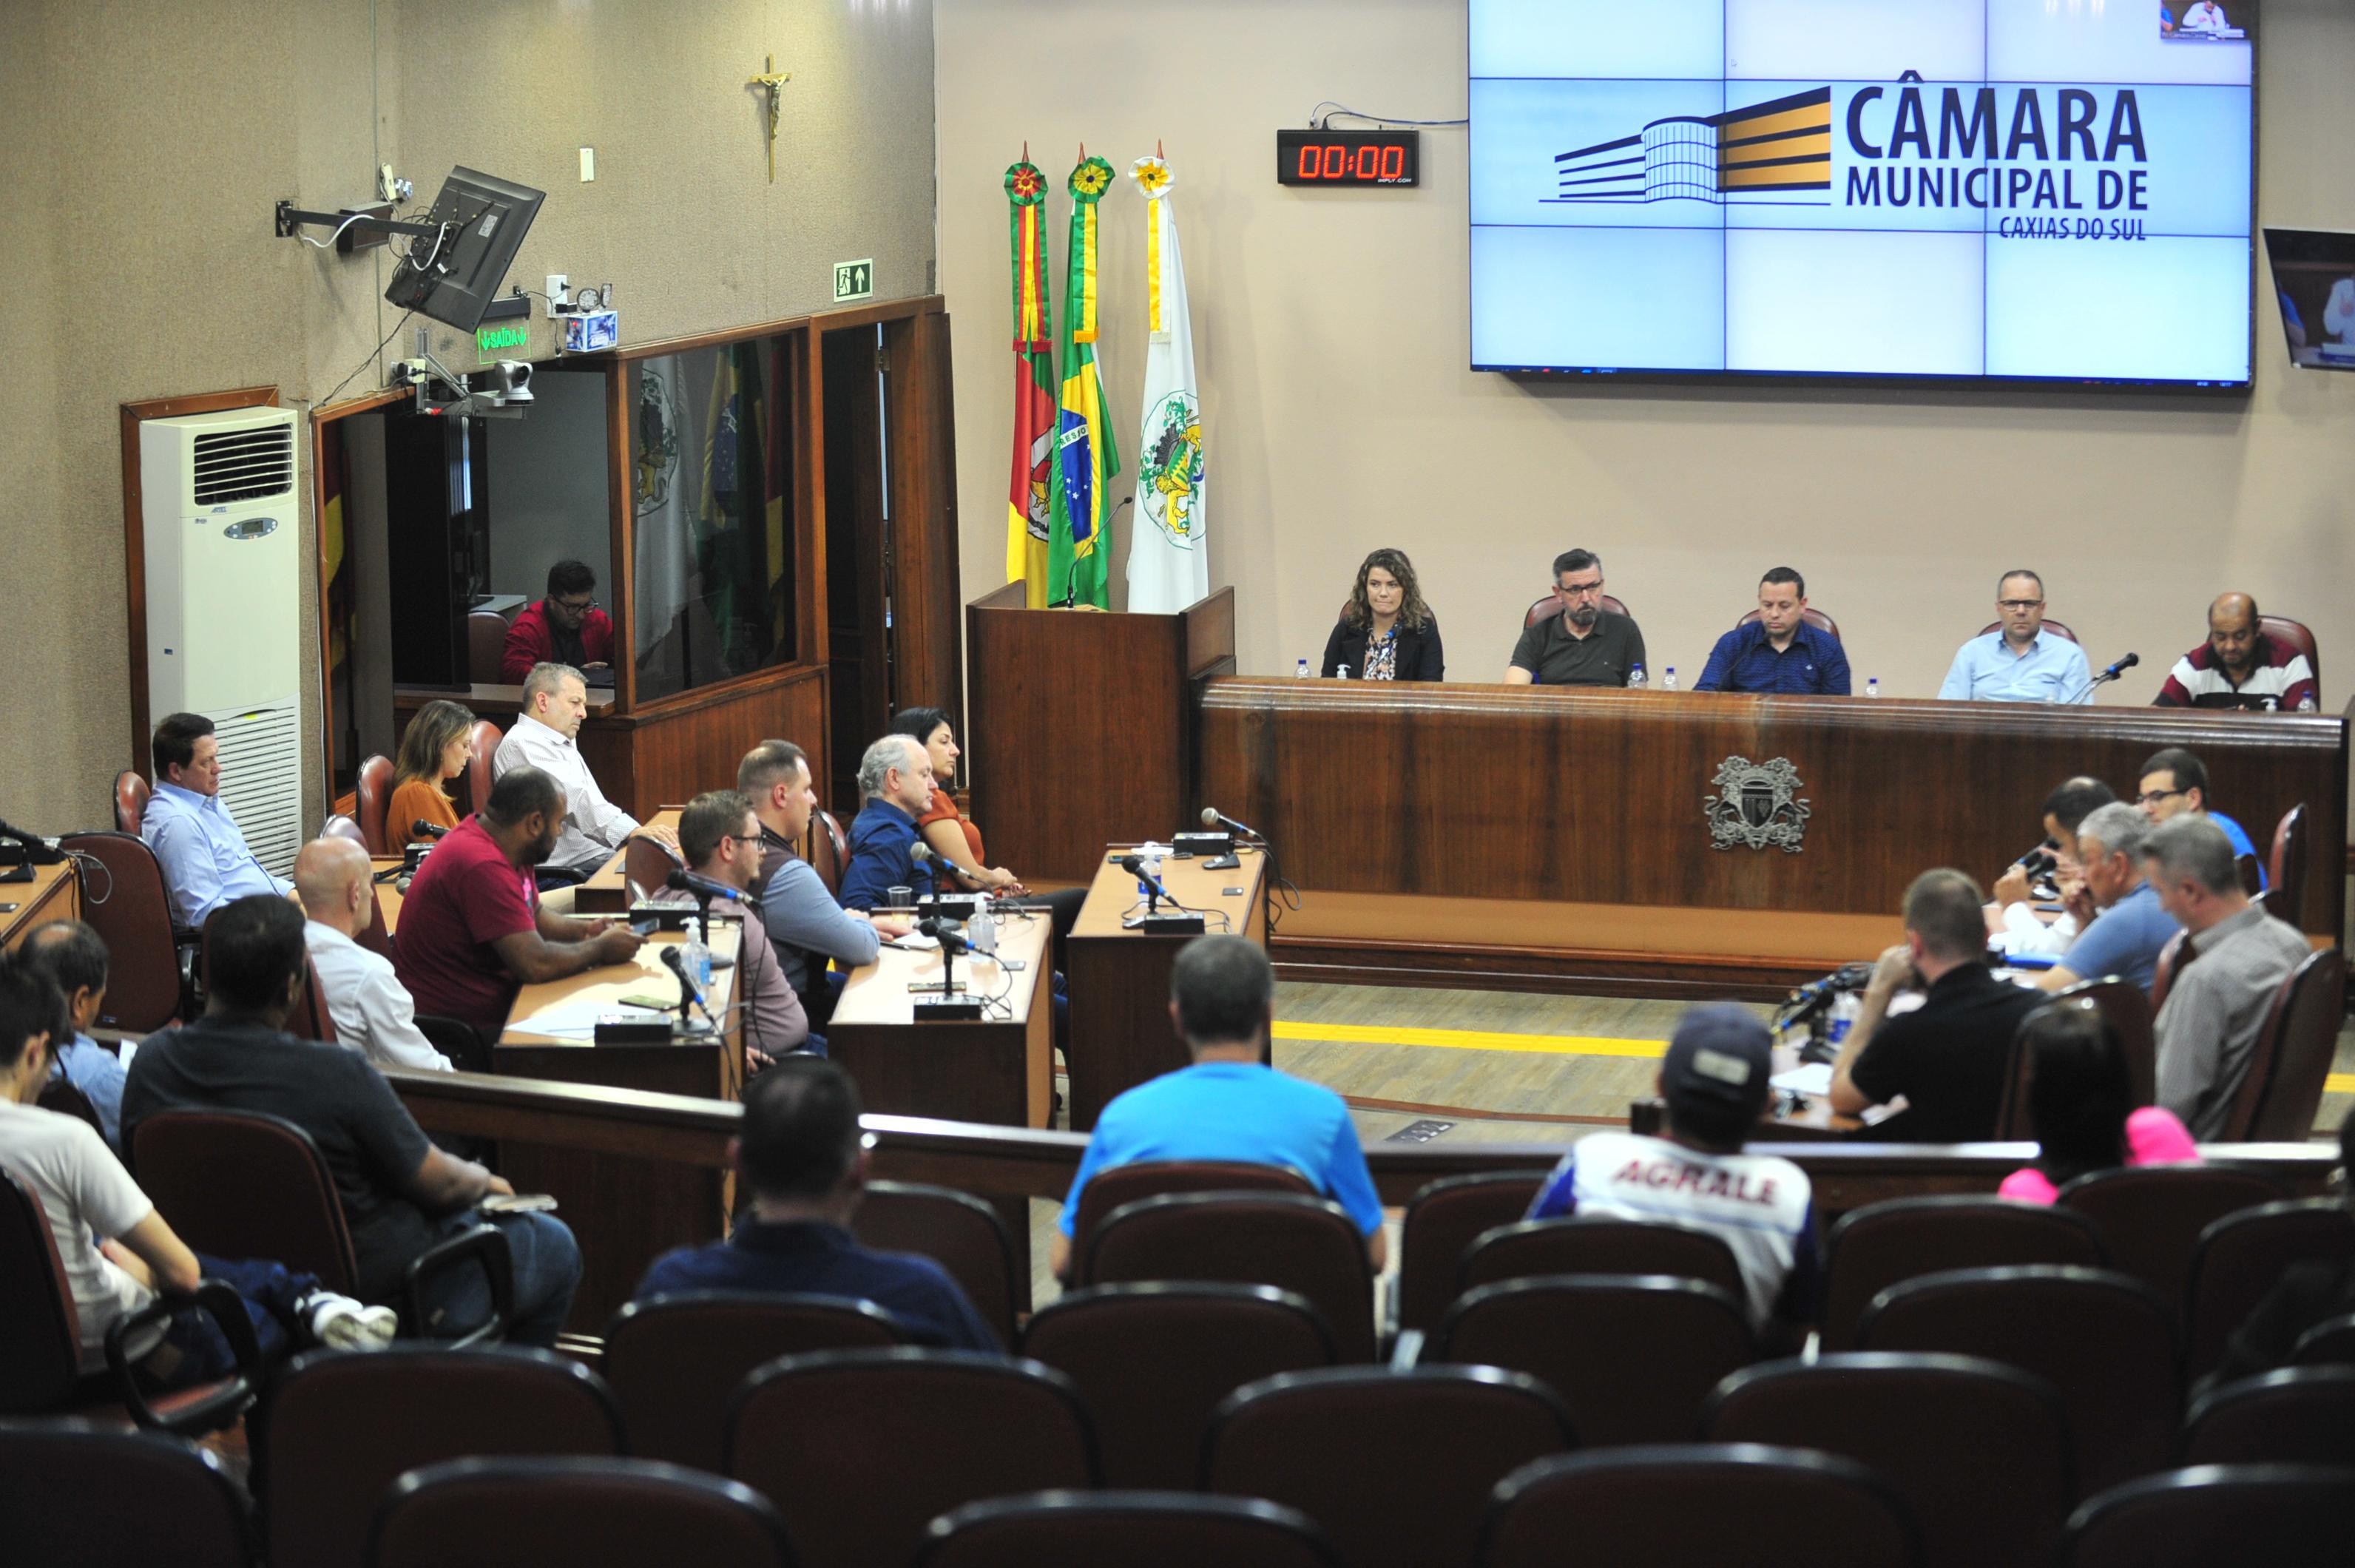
[747,54,791,183]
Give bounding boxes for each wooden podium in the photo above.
[964,585,1236,885]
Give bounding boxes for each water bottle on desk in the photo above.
[1663,666,1677,692]
[1628,663,1647,689]
[1866,676,1879,698]
[1828,990,1861,1050]
[1295,658,1311,679]
[685,930,713,996]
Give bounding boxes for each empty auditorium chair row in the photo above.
[8,1362,2352,1568]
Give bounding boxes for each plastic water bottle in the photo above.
[1828,990,1861,1048]
[1866,676,1879,698]
[1663,666,1677,692]
[1628,663,1647,689]
[2298,696,2318,712]
[1295,658,1311,679]
[685,930,712,996]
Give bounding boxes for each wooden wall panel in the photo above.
[885,308,964,729]
[584,664,831,821]
[1198,682,2348,935]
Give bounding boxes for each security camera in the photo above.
[484,359,533,403]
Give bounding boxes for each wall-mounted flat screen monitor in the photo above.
[1469,1,2259,388]
[385,166,547,333]
[2262,228,2355,371]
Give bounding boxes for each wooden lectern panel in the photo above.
[966,587,1236,884]
[1199,681,2347,934]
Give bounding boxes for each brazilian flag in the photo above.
[1045,155,1121,609]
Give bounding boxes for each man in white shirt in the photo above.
[2182,2,2230,33]
[491,662,674,885]
[294,837,452,1072]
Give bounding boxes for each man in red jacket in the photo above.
[500,560,615,684]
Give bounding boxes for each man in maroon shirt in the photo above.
[500,560,615,685]
[392,766,642,1041]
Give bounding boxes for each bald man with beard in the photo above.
[2154,592,2317,712]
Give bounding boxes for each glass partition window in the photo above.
[628,337,799,701]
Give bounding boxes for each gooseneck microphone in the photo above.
[409,820,450,840]
[912,842,983,889]
[666,867,760,907]
[2091,652,2140,687]
[916,914,972,956]
[1200,806,1265,841]
[657,944,713,1034]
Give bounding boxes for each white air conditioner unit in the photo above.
[141,406,304,876]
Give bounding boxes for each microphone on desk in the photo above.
[409,820,450,840]
[1200,806,1266,842]
[1118,853,1175,907]
[916,915,972,956]
[656,944,714,1034]
[911,842,983,889]
[665,867,761,908]
[2091,652,2140,687]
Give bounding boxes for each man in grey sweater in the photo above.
[737,740,913,1028]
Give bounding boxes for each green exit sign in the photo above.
[476,320,530,362]
[834,259,874,303]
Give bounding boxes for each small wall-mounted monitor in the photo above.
[385,166,546,332]
[2263,229,2355,371]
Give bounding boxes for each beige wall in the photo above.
[0,0,935,837]
[936,0,2355,717]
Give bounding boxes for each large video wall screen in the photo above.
[1469,0,2257,386]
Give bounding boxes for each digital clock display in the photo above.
[1277,129,1420,188]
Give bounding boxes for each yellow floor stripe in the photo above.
[1277,1023,2355,1094]
[1273,1020,1666,1058]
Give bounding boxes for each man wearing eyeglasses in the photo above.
[643,790,810,1064]
[1503,549,1649,687]
[2136,746,2264,887]
[1936,569,2092,704]
[500,559,615,684]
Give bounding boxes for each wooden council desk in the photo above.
[1066,846,1270,1130]
[828,908,1055,1130]
[1196,681,2348,999]
[495,921,743,1331]
[574,807,683,915]
[1,862,81,950]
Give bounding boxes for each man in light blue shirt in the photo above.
[1050,936,1385,1281]
[2038,804,2180,995]
[20,920,126,1147]
[1937,570,2092,704]
[141,712,291,929]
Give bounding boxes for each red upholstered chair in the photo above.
[1524,592,1631,628]
[1395,1171,1550,1337]
[2267,804,2308,931]
[1979,618,2079,642]
[855,1181,1021,1348]
[288,957,337,1044]
[56,831,189,1033]
[354,754,396,854]
[1069,1160,1317,1269]
[920,1493,1345,1568]
[467,610,512,684]
[2225,947,2347,1143]
[1457,1217,1746,1302]
[465,720,502,816]
[1084,1192,1379,1363]
[0,1419,254,1568]
[322,814,368,849]
[112,771,149,835]
[2058,1463,2353,1568]
[2055,1166,2283,1309]
[807,808,849,896]
[1997,982,2156,1138]
[2150,927,2192,1011]
[2184,1200,2355,1382]
[1737,606,1842,641]
[371,1456,795,1568]
[2180,1366,2355,1467]
[1818,1196,2106,1353]
[622,834,683,902]
[2258,613,2319,700]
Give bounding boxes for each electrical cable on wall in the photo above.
[1308,100,1468,129]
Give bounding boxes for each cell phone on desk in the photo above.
[480,1192,558,1214]
[617,992,676,1012]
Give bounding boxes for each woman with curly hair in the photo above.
[1319,547,1444,681]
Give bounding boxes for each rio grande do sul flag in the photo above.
[1003,157,1056,605]
[1044,155,1121,609]
[1124,153,1207,615]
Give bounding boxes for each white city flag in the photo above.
[1124,154,1208,615]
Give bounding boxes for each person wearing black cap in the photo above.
[1526,1004,1817,1343]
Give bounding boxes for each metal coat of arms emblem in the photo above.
[1703,756,1811,853]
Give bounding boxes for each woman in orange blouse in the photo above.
[888,706,1088,947]
[387,700,473,841]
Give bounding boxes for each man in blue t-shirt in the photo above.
[635,1055,996,1351]
[2039,802,2180,995]
[836,735,934,915]
[1052,936,1385,1281]
[2138,746,2264,887]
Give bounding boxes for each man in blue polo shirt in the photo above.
[1937,570,2092,704]
[2037,803,2179,995]
[634,1055,996,1350]
[836,734,934,914]
[1693,567,1851,695]
[1051,936,1385,1280]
